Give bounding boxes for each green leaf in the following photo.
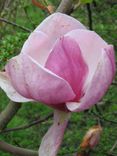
[80,0,93,4]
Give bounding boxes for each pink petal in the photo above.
[35,13,86,38]
[6,54,75,110]
[45,36,88,101]
[21,13,86,66]
[0,72,32,102]
[21,31,53,66]
[65,29,108,85]
[66,45,116,112]
[39,110,71,156]
[105,45,116,75]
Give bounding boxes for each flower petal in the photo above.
[26,12,85,66]
[66,45,116,112]
[22,13,86,66]
[0,72,32,102]
[6,54,75,110]
[21,31,53,66]
[35,12,86,40]
[65,29,108,85]
[45,36,88,101]
[39,110,71,156]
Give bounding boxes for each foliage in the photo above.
[0,32,29,68]
[80,0,93,4]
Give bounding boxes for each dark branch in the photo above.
[0,18,32,32]
[106,152,117,156]
[32,0,51,14]
[86,3,93,30]
[109,140,117,153]
[56,0,73,14]
[0,101,22,130]
[91,111,117,124]
[0,141,38,156]
[1,113,53,133]
[107,0,117,6]
[112,81,117,85]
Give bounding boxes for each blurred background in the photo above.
[0,0,117,155]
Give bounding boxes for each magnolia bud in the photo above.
[80,125,102,149]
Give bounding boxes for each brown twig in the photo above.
[106,152,117,156]
[32,0,51,14]
[73,1,81,11]
[112,81,117,85]
[107,0,117,6]
[109,140,117,153]
[91,111,117,124]
[56,0,73,14]
[86,3,93,30]
[0,17,32,32]
[0,113,53,133]
[0,101,22,130]
[0,141,38,156]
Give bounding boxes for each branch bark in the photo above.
[32,0,51,14]
[0,18,32,32]
[0,101,22,130]
[86,3,93,30]
[107,0,117,6]
[0,141,38,156]
[56,0,73,14]
[1,113,52,133]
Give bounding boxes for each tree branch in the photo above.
[107,0,117,6]
[86,3,93,30]
[1,113,52,133]
[0,141,38,156]
[91,111,117,125]
[0,18,32,32]
[109,140,117,153]
[32,0,51,14]
[0,101,22,130]
[56,0,73,14]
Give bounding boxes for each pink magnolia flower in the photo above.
[0,13,116,156]
[0,13,115,112]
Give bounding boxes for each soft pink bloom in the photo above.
[0,13,116,156]
[0,13,115,112]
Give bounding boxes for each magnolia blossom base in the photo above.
[39,110,70,156]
